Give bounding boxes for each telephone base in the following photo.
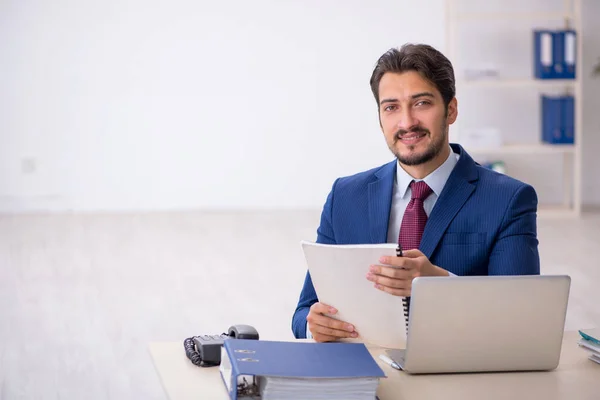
[184,325,259,367]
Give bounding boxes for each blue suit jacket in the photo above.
[292,143,540,338]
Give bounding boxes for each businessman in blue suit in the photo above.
[292,44,540,342]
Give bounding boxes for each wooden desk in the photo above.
[149,331,599,400]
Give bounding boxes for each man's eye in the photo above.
[416,101,431,106]
[384,105,397,112]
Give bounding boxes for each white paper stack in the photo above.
[258,377,380,400]
[577,329,600,365]
[300,241,407,348]
[578,340,600,364]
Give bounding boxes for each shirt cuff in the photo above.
[448,271,456,276]
[306,323,313,339]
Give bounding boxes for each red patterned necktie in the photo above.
[398,180,432,334]
[398,180,433,251]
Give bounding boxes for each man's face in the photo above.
[378,71,457,166]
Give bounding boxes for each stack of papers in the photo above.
[300,241,407,348]
[259,377,380,399]
[577,329,600,365]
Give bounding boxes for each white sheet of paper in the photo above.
[578,339,600,354]
[300,241,407,349]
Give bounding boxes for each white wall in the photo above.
[1,0,598,213]
[0,0,445,212]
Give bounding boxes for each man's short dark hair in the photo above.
[369,44,456,110]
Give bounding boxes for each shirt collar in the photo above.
[396,146,459,199]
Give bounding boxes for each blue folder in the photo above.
[552,31,565,78]
[534,30,555,79]
[541,95,562,143]
[555,30,577,79]
[563,95,575,144]
[220,339,385,400]
[533,29,577,80]
[541,95,574,145]
[579,329,600,346]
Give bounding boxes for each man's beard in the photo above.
[391,119,448,166]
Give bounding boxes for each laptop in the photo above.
[387,274,571,374]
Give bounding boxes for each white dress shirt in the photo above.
[307,147,460,338]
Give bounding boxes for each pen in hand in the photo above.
[379,354,402,370]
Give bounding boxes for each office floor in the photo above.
[0,211,598,399]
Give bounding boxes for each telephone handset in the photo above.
[183,324,259,367]
[227,324,260,339]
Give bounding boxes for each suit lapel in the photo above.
[420,144,479,258]
[368,161,396,244]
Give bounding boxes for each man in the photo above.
[291,43,540,342]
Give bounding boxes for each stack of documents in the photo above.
[577,329,600,365]
[220,339,385,400]
[259,376,380,399]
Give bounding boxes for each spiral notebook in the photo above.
[300,241,409,349]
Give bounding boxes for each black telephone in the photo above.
[183,324,259,367]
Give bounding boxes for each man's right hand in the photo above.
[306,302,359,342]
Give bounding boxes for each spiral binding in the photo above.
[397,243,410,335]
[402,297,410,335]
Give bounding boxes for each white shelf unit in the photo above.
[445,0,583,217]
[453,12,575,21]
[461,79,577,88]
[466,143,574,155]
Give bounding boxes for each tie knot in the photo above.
[410,180,433,201]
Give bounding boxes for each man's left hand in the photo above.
[365,249,449,296]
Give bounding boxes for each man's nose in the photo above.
[396,108,418,132]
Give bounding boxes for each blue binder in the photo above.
[552,31,565,78]
[541,95,574,144]
[534,30,555,79]
[220,339,385,400]
[562,30,577,79]
[562,95,575,144]
[534,29,577,79]
[541,96,561,143]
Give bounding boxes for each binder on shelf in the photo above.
[541,95,561,143]
[541,95,574,145]
[219,339,385,400]
[533,29,577,80]
[534,30,555,79]
[562,30,577,79]
[563,95,575,143]
[552,30,565,78]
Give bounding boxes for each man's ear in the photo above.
[447,97,458,125]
